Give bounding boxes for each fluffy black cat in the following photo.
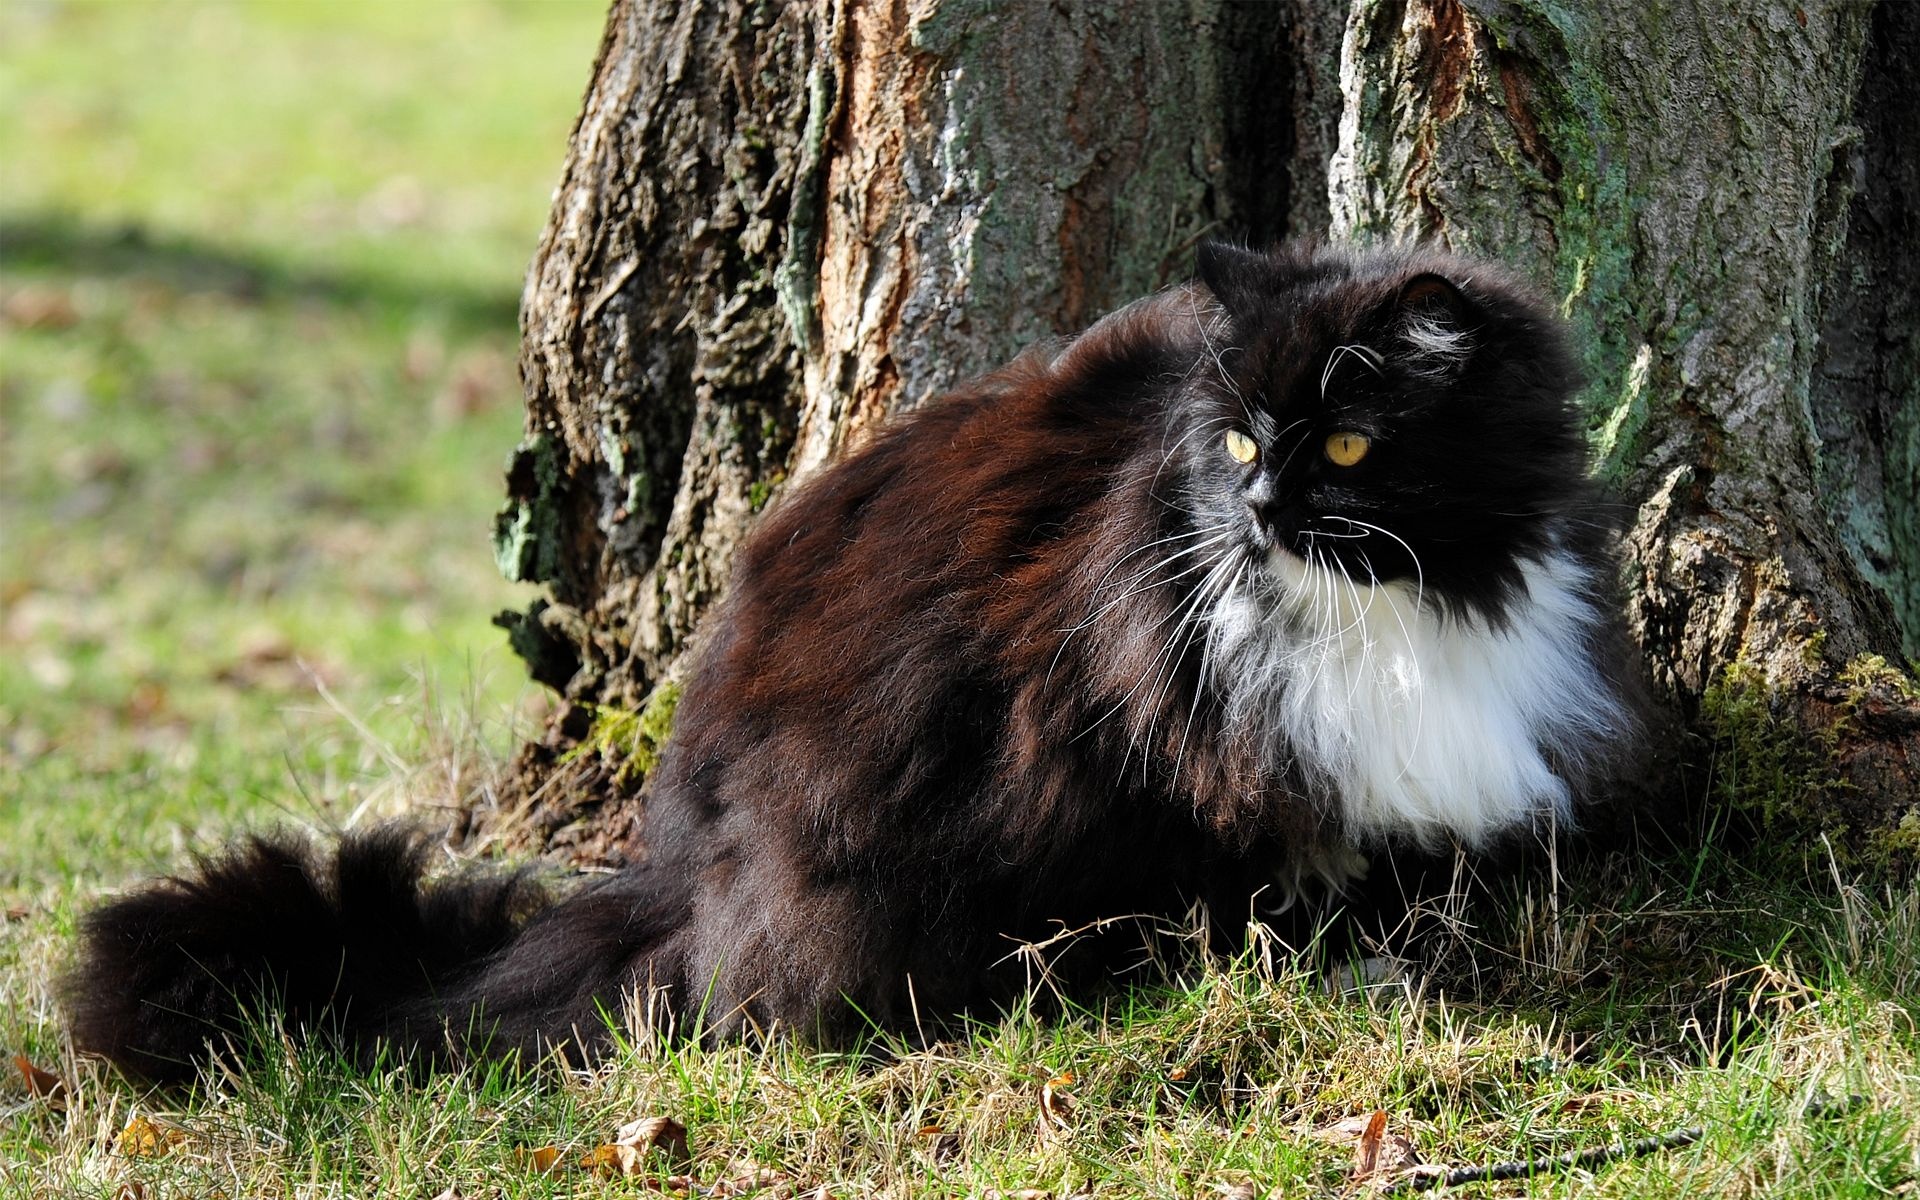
[68,242,1641,1082]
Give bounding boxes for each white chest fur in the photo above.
[1205,546,1628,848]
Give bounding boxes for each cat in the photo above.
[66,242,1642,1082]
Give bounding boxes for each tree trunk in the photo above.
[484,0,1917,870]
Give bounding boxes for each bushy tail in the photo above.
[65,828,689,1082]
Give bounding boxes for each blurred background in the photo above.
[0,1,607,878]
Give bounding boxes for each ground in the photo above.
[0,4,1914,1197]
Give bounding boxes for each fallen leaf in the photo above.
[1311,1114,1376,1143]
[581,1142,647,1177]
[1215,1184,1259,1200]
[114,1184,147,1200]
[1355,1110,1388,1177]
[1039,1071,1076,1135]
[3,905,28,922]
[2,286,80,330]
[1342,1110,1420,1183]
[12,1054,65,1101]
[117,1115,189,1158]
[519,1144,563,1174]
[614,1113,692,1168]
[426,1189,464,1200]
[918,1123,961,1163]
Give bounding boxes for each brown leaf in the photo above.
[614,1114,692,1169]
[1311,1114,1375,1143]
[2,286,80,330]
[3,905,29,922]
[1355,1110,1388,1177]
[13,1054,65,1101]
[1345,1110,1420,1183]
[1039,1071,1076,1135]
[519,1144,563,1174]
[116,1115,189,1158]
[582,1142,648,1177]
[426,1189,464,1200]
[114,1184,147,1200]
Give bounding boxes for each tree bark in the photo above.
[485,0,1917,869]
[1327,0,1917,859]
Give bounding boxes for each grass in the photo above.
[2,3,1916,1197]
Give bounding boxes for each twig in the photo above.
[1387,1126,1703,1193]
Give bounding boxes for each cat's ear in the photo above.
[1398,272,1471,321]
[1196,240,1269,315]
[1396,272,1476,370]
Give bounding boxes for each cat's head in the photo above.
[1180,241,1592,625]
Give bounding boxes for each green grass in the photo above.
[2,3,1916,1197]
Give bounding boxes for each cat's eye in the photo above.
[1224,429,1258,464]
[1324,432,1370,467]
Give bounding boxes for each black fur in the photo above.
[68,243,1641,1081]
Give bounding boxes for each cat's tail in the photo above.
[64,827,690,1083]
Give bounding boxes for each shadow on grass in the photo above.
[0,210,520,335]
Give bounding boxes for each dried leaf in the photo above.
[614,1113,692,1168]
[1355,1110,1388,1176]
[918,1123,961,1163]
[2,286,80,330]
[520,1144,563,1174]
[116,1115,189,1158]
[1039,1071,1076,1135]
[3,905,28,922]
[12,1054,65,1101]
[1311,1114,1375,1143]
[582,1142,648,1177]
[1215,1184,1259,1200]
[426,1189,464,1200]
[114,1184,148,1200]
[1345,1110,1420,1183]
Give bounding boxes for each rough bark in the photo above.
[485,0,1311,859]
[486,0,1917,867]
[1326,0,1917,861]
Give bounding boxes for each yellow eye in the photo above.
[1224,429,1258,464]
[1324,432,1370,466]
